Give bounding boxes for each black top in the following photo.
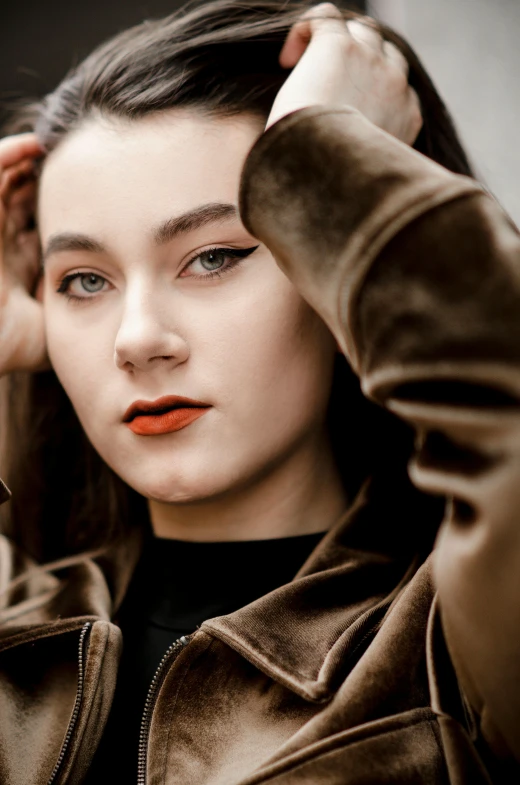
[86,530,324,782]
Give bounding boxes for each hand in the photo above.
[266,3,422,145]
[0,134,48,374]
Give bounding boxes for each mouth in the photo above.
[123,395,211,436]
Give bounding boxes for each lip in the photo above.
[123,395,211,436]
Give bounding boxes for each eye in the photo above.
[196,249,229,273]
[78,273,105,293]
[180,246,259,279]
[56,272,110,300]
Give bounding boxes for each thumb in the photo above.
[279,3,347,69]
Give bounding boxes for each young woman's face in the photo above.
[38,110,337,503]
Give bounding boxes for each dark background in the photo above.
[0,0,366,130]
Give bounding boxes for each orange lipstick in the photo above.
[123,395,210,436]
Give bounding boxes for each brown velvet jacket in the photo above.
[1,107,520,784]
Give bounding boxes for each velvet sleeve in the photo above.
[239,106,520,763]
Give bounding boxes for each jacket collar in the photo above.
[202,469,440,702]
[0,468,440,698]
[0,522,143,650]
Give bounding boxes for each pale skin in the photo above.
[39,111,345,542]
[0,4,421,542]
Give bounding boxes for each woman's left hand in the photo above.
[266,2,422,145]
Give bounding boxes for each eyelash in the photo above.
[55,245,260,302]
[181,245,259,280]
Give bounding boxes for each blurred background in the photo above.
[1,0,519,222]
[369,0,520,223]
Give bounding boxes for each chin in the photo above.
[120,464,233,505]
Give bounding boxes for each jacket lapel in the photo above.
[202,468,441,701]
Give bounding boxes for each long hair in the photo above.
[1,0,474,562]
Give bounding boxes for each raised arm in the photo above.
[240,101,520,762]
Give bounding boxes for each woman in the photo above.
[1,1,519,782]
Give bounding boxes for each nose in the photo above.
[114,285,189,372]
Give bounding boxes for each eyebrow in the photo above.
[42,202,239,263]
[153,202,237,244]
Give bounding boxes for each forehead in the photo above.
[38,110,263,239]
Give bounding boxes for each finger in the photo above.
[383,40,410,76]
[5,176,36,206]
[279,3,347,69]
[279,19,312,70]
[5,181,37,237]
[406,87,424,144]
[0,134,42,173]
[3,190,41,292]
[0,165,38,264]
[346,19,384,54]
[0,159,36,200]
[300,3,344,26]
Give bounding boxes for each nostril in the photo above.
[147,355,176,364]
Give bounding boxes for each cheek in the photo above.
[43,297,113,414]
[207,267,337,427]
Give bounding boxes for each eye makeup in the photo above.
[54,244,260,302]
[180,245,259,279]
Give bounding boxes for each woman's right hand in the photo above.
[0,134,48,375]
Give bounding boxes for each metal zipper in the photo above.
[47,621,92,785]
[137,635,190,785]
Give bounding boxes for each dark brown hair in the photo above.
[2,0,473,562]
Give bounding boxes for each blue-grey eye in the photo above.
[199,250,228,271]
[81,273,105,292]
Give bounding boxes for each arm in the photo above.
[239,105,520,761]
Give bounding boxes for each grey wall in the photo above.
[370,0,520,224]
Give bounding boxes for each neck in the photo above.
[148,433,347,542]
